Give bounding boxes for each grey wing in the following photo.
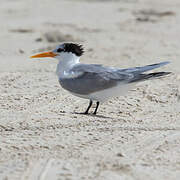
[74,61,170,75]
[60,64,133,95]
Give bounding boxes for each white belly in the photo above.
[70,83,135,102]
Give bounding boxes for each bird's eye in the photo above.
[57,48,63,52]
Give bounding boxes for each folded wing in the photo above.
[60,64,133,95]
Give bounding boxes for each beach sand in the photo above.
[0,0,180,179]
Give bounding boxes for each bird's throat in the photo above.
[56,54,80,78]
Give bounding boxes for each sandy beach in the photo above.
[0,0,180,179]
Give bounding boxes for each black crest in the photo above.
[63,43,84,56]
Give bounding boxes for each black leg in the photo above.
[93,101,100,115]
[84,100,93,114]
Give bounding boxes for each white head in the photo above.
[30,43,84,64]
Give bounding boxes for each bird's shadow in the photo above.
[73,112,112,119]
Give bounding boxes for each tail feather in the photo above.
[122,61,170,74]
[130,72,171,83]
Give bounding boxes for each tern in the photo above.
[31,43,171,115]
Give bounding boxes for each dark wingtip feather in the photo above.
[150,71,171,77]
[130,71,171,83]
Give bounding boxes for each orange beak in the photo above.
[30,51,57,58]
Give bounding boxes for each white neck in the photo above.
[56,52,80,78]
